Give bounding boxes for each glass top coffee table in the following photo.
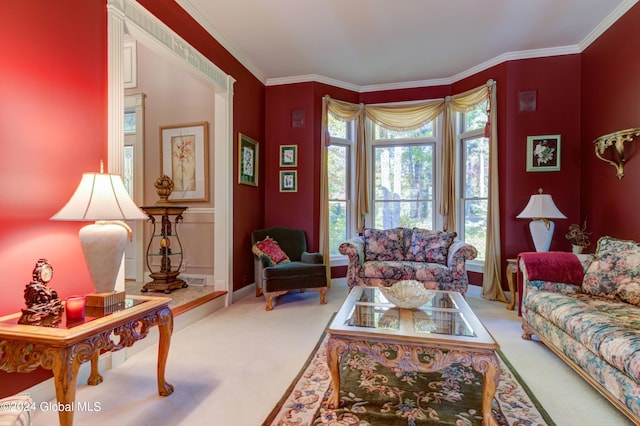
[326,287,500,426]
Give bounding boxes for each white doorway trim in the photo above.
[124,93,145,283]
[107,0,235,304]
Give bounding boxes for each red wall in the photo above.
[581,4,640,242]
[0,0,106,396]
[264,83,360,251]
[501,56,582,258]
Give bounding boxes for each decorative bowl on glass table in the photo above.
[379,280,435,309]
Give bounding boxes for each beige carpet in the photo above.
[31,279,632,425]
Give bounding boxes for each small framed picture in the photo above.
[526,135,561,172]
[280,170,297,192]
[279,145,298,167]
[238,133,259,186]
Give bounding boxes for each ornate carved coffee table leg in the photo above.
[156,307,174,396]
[475,352,500,426]
[325,335,344,409]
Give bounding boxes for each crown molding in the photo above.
[177,0,637,92]
[266,45,580,93]
[265,74,361,92]
[579,0,639,51]
[448,45,581,85]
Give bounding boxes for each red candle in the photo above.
[65,295,86,321]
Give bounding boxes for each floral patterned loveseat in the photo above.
[338,227,477,295]
[520,236,640,423]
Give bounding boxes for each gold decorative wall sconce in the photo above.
[593,128,640,179]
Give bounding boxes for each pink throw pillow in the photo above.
[252,237,290,266]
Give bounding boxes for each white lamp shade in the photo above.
[51,172,147,293]
[516,193,566,219]
[51,173,147,221]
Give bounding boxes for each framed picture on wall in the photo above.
[526,135,561,172]
[238,133,259,186]
[160,121,209,202]
[279,145,298,167]
[280,170,297,192]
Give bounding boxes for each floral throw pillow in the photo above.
[252,237,290,266]
[582,236,640,306]
[405,228,456,265]
[364,228,405,261]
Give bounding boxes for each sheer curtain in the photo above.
[320,81,505,301]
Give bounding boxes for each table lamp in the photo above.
[516,188,566,252]
[51,163,148,294]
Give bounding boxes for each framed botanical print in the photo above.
[279,145,298,167]
[280,170,297,192]
[526,135,561,172]
[238,133,259,186]
[160,122,209,202]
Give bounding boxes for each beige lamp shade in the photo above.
[51,173,147,221]
[51,172,147,293]
[517,190,566,252]
[516,192,566,220]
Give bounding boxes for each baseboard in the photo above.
[231,282,256,304]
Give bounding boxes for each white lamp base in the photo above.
[78,222,129,293]
[529,219,555,252]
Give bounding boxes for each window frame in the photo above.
[327,119,357,264]
[456,109,489,273]
[366,117,443,231]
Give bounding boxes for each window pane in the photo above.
[329,201,347,256]
[327,113,346,139]
[463,199,487,261]
[373,121,433,140]
[373,201,432,229]
[328,145,347,200]
[374,145,433,200]
[464,100,488,131]
[328,144,349,256]
[124,111,136,133]
[463,137,489,198]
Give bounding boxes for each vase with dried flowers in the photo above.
[565,220,591,253]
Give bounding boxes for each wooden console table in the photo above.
[0,295,173,426]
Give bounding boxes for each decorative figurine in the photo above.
[154,175,175,206]
[18,259,64,326]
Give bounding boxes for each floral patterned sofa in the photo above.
[520,236,640,423]
[338,227,477,295]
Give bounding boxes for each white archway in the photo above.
[107,0,235,304]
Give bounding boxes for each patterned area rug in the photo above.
[263,334,555,426]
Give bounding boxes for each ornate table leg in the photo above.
[156,306,174,396]
[506,259,517,310]
[50,346,85,426]
[475,352,500,426]
[325,335,343,409]
[87,349,103,385]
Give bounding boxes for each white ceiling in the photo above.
[177,0,636,90]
